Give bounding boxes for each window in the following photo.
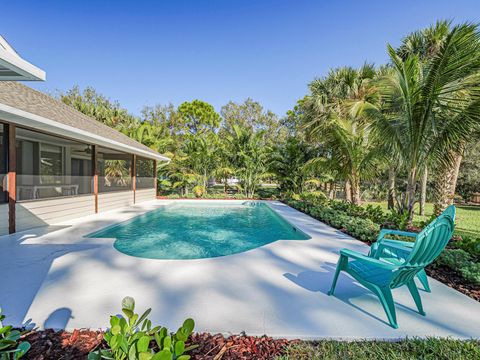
[98,147,132,192]
[136,157,155,189]
[16,127,93,201]
[40,143,63,184]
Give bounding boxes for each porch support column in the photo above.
[7,124,16,234]
[92,145,98,213]
[153,160,157,197]
[132,154,136,204]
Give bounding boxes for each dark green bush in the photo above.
[435,249,480,285]
[285,199,379,242]
[452,236,480,257]
[299,191,327,204]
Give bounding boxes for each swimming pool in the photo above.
[86,201,310,259]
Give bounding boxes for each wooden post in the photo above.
[7,124,16,234]
[153,160,157,198]
[132,154,136,204]
[92,145,98,213]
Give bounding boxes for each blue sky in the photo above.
[2,1,480,118]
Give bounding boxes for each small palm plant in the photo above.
[0,308,30,360]
[89,297,196,360]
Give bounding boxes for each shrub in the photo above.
[452,236,480,257]
[285,199,379,242]
[233,193,247,199]
[0,307,30,359]
[299,191,327,204]
[165,194,180,199]
[435,249,480,285]
[89,297,196,360]
[192,186,205,198]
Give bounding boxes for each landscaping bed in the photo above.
[284,196,480,302]
[20,330,291,360]
[18,330,480,360]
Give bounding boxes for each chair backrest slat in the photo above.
[390,205,455,289]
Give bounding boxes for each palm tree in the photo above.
[374,22,480,221]
[227,125,271,198]
[182,133,218,190]
[304,64,383,205]
[269,137,316,194]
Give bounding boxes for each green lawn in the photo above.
[277,338,480,360]
[365,201,480,240]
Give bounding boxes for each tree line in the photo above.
[59,20,480,224]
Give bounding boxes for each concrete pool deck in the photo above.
[0,199,479,339]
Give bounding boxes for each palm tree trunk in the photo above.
[345,180,352,202]
[328,182,335,199]
[419,166,428,216]
[351,177,361,205]
[387,166,396,211]
[405,166,418,223]
[433,144,465,215]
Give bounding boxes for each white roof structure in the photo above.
[0,35,46,81]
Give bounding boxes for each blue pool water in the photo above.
[86,202,309,259]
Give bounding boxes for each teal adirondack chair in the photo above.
[368,205,456,293]
[328,205,455,328]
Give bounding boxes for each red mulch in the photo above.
[21,329,103,359]
[21,330,293,360]
[188,333,295,360]
[426,265,480,302]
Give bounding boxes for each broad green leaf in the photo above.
[175,341,185,356]
[182,319,194,334]
[163,335,171,349]
[176,355,190,360]
[111,325,121,335]
[136,335,151,353]
[153,349,172,360]
[0,325,12,335]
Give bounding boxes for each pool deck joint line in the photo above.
[0,199,479,340]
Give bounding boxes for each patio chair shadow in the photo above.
[284,267,393,327]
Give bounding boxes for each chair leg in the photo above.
[368,242,379,258]
[372,286,398,329]
[407,280,426,316]
[416,270,431,293]
[328,254,347,296]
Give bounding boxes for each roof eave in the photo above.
[0,48,46,81]
[0,102,170,162]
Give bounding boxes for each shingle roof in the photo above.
[0,81,166,160]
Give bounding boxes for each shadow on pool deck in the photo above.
[0,201,479,339]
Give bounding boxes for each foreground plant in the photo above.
[0,308,30,360]
[89,297,196,360]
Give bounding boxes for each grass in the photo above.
[365,201,480,240]
[277,338,480,360]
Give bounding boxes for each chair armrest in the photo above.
[378,229,418,239]
[340,249,397,270]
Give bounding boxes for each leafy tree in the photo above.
[178,100,220,135]
[59,86,138,132]
[220,99,285,144]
